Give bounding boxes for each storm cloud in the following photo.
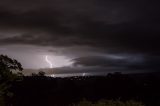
[0,0,160,75]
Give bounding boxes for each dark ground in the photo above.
[11,72,160,106]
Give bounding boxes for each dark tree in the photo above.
[0,55,23,106]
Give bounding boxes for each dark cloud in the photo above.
[72,56,126,67]
[1,24,160,54]
[72,55,160,72]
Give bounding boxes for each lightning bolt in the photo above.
[45,55,53,68]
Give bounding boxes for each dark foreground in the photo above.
[11,72,160,106]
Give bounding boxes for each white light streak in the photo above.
[45,55,53,68]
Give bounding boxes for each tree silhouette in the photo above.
[31,72,38,76]
[31,71,46,77]
[0,55,23,106]
[38,71,46,76]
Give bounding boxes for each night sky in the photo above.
[0,0,160,76]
